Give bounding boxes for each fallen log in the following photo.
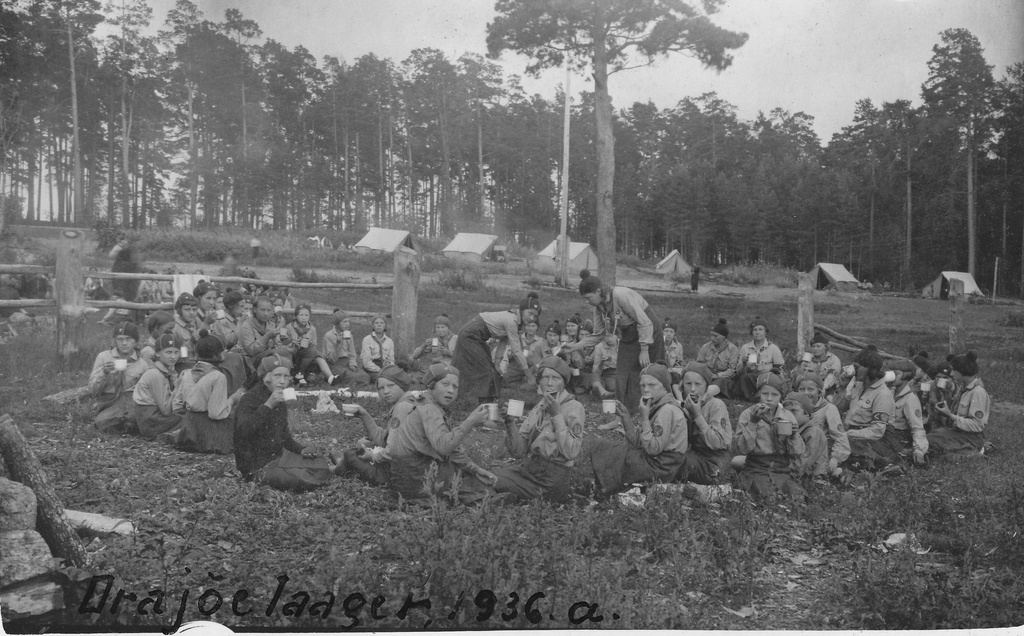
[0,578,64,619]
[41,386,90,405]
[814,324,869,349]
[64,509,135,536]
[828,341,905,361]
[0,414,88,567]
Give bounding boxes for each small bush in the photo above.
[435,268,487,291]
[1006,310,1024,327]
[289,268,351,284]
[719,263,799,288]
[524,273,544,289]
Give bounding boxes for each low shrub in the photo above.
[719,263,799,288]
[524,273,544,289]
[435,268,488,291]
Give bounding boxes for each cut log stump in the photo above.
[0,477,37,532]
[0,578,64,619]
[0,530,53,588]
[65,509,135,537]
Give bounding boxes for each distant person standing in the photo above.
[691,266,701,293]
[250,236,262,264]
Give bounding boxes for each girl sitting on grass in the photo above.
[360,314,395,383]
[794,373,849,478]
[172,292,202,372]
[139,310,175,365]
[164,331,244,454]
[927,350,990,457]
[674,362,732,485]
[491,356,584,504]
[286,304,341,387]
[234,354,343,492]
[133,333,183,439]
[239,295,293,369]
[411,314,458,367]
[871,360,929,467]
[843,345,896,470]
[89,321,148,432]
[663,321,685,369]
[734,317,785,402]
[334,365,419,486]
[588,363,689,497]
[385,363,500,505]
[731,373,805,499]
[322,309,371,387]
[212,290,246,352]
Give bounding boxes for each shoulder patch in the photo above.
[652,424,664,438]
[875,412,890,424]
[974,410,984,419]
[389,416,402,430]
[571,422,583,437]
[914,408,922,419]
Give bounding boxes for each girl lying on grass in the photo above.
[89,321,147,432]
[234,354,343,492]
[385,363,501,505]
[927,350,990,457]
[731,372,806,499]
[133,333,183,439]
[334,365,419,486]
[588,363,688,497]
[490,356,584,504]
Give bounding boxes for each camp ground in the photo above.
[808,262,860,292]
[655,249,692,277]
[533,239,599,275]
[921,271,984,299]
[441,233,501,263]
[352,227,416,254]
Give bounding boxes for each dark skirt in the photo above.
[679,448,732,485]
[94,392,137,432]
[927,427,984,454]
[341,448,391,486]
[735,454,806,499]
[254,450,335,492]
[293,346,324,374]
[326,363,371,387]
[871,425,912,464]
[135,404,182,440]
[617,305,664,413]
[219,353,251,395]
[492,454,574,503]
[451,315,501,401]
[389,453,496,505]
[166,410,234,454]
[588,437,685,496]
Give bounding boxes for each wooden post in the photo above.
[55,230,86,365]
[797,273,814,357]
[391,245,420,361]
[0,414,88,567]
[949,278,966,355]
[992,256,998,303]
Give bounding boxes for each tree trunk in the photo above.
[107,91,115,222]
[26,147,35,222]
[188,84,197,228]
[0,415,88,568]
[377,101,385,227]
[966,120,976,277]
[67,13,82,224]
[120,74,131,230]
[905,148,912,288]
[592,17,616,284]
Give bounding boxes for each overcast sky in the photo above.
[146,0,1024,142]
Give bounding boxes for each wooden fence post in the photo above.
[392,246,420,361]
[797,273,814,357]
[55,230,85,366]
[949,277,966,355]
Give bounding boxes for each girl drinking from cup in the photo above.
[322,309,371,387]
[286,304,341,387]
[89,321,147,432]
[795,373,850,478]
[412,314,458,367]
[732,373,805,498]
[238,295,293,369]
[172,292,202,373]
[133,333,184,439]
[491,356,584,503]
[926,350,990,457]
[675,362,732,485]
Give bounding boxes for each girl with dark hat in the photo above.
[233,354,340,492]
[163,330,245,454]
[385,363,501,504]
[843,345,897,469]
[871,360,929,466]
[133,333,184,439]
[212,290,246,352]
[491,356,585,503]
[589,363,688,496]
[322,310,371,387]
[926,350,990,456]
[140,310,176,365]
[734,316,784,401]
[662,320,684,369]
[335,365,419,486]
[676,362,733,485]
[451,292,541,403]
[563,271,664,414]
[732,372,806,498]
[238,295,293,369]
[286,304,340,387]
[172,292,202,372]
[695,318,741,398]
[88,321,147,431]
[806,332,843,394]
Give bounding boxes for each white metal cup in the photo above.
[843,365,855,376]
[775,418,793,437]
[937,378,950,390]
[113,358,128,371]
[485,403,500,421]
[282,388,297,402]
[602,399,616,414]
[801,352,814,363]
[571,368,580,376]
[506,399,525,418]
[705,385,721,398]
[181,346,189,358]
[748,353,758,365]
[342,403,359,416]
[432,338,440,347]
[920,380,933,393]
[216,309,226,319]
[883,370,897,384]
[342,330,352,339]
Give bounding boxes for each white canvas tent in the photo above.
[808,262,859,292]
[534,239,599,275]
[921,271,983,299]
[441,233,499,263]
[353,227,415,254]
[655,249,692,277]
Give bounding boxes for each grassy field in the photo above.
[2,259,1024,630]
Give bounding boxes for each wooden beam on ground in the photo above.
[55,230,86,364]
[828,341,905,361]
[42,386,91,405]
[64,509,136,536]
[797,273,814,357]
[0,299,56,309]
[949,278,966,355]
[391,246,420,360]
[0,414,88,567]
[813,324,869,349]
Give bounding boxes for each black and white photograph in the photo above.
[1,0,1023,631]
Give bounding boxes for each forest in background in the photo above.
[1,0,1022,293]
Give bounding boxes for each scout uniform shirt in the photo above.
[625,394,688,456]
[365,392,418,448]
[949,377,989,434]
[238,315,289,357]
[133,361,177,414]
[893,383,929,455]
[212,313,242,351]
[360,332,395,373]
[592,339,619,374]
[689,395,732,454]
[845,379,896,441]
[733,403,804,458]
[88,348,148,397]
[809,397,851,465]
[808,352,843,390]
[322,326,358,366]
[510,390,584,466]
[665,338,685,369]
[576,287,656,349]
[696,339,740,378]
[385,392,473,464]
[736,339,785,376]
[480,309,529,370]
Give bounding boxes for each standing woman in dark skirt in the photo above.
[451,291,541,403]
[563,270,664,413]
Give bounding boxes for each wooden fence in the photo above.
[0,230,420,363]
